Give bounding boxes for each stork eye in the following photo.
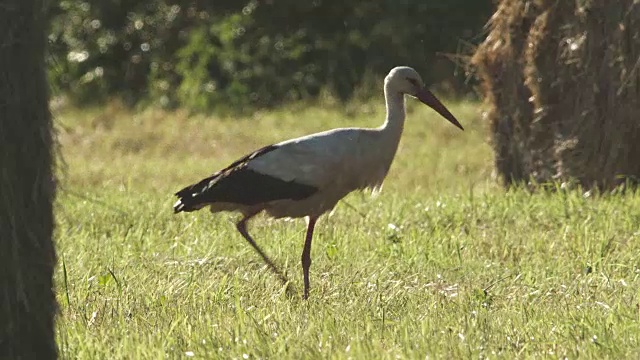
[406,77,419,87]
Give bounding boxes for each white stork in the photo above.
[173,66,463,299]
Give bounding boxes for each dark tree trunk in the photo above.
[0,0,58,358]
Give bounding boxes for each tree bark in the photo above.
[0,0,58,358]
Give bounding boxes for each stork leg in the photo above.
[236,214,288,287]
[301,217,317,300]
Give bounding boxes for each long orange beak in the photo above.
[415,88,464,131]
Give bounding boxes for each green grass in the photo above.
[54,99,640,359]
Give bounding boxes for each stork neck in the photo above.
[380,87,406,134]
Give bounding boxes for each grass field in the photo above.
[53,99,640,359]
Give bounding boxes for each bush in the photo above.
[48,0,493,110]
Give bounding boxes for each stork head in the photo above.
[385,66,464,131]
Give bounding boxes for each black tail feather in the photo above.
[173,168,318,214]
[173,175,218,213]
[172,144,318,214]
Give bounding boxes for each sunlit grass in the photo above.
[53,99,640,359]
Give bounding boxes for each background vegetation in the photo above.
[44,0,640,358]
[48,0,492,110]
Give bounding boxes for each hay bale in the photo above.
[472,0,640,190]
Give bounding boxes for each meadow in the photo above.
[53,98,640,358]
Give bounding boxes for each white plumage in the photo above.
[173,66,463,299]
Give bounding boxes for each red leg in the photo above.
[301,217,317,299]
[236,213,288,286]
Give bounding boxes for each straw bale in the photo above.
[472,0,640,190]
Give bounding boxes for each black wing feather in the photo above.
[174,145,318,213]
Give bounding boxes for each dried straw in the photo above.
[472,0,640,190]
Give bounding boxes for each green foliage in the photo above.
[48,0,492,110]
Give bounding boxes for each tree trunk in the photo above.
[0,0,58,358]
